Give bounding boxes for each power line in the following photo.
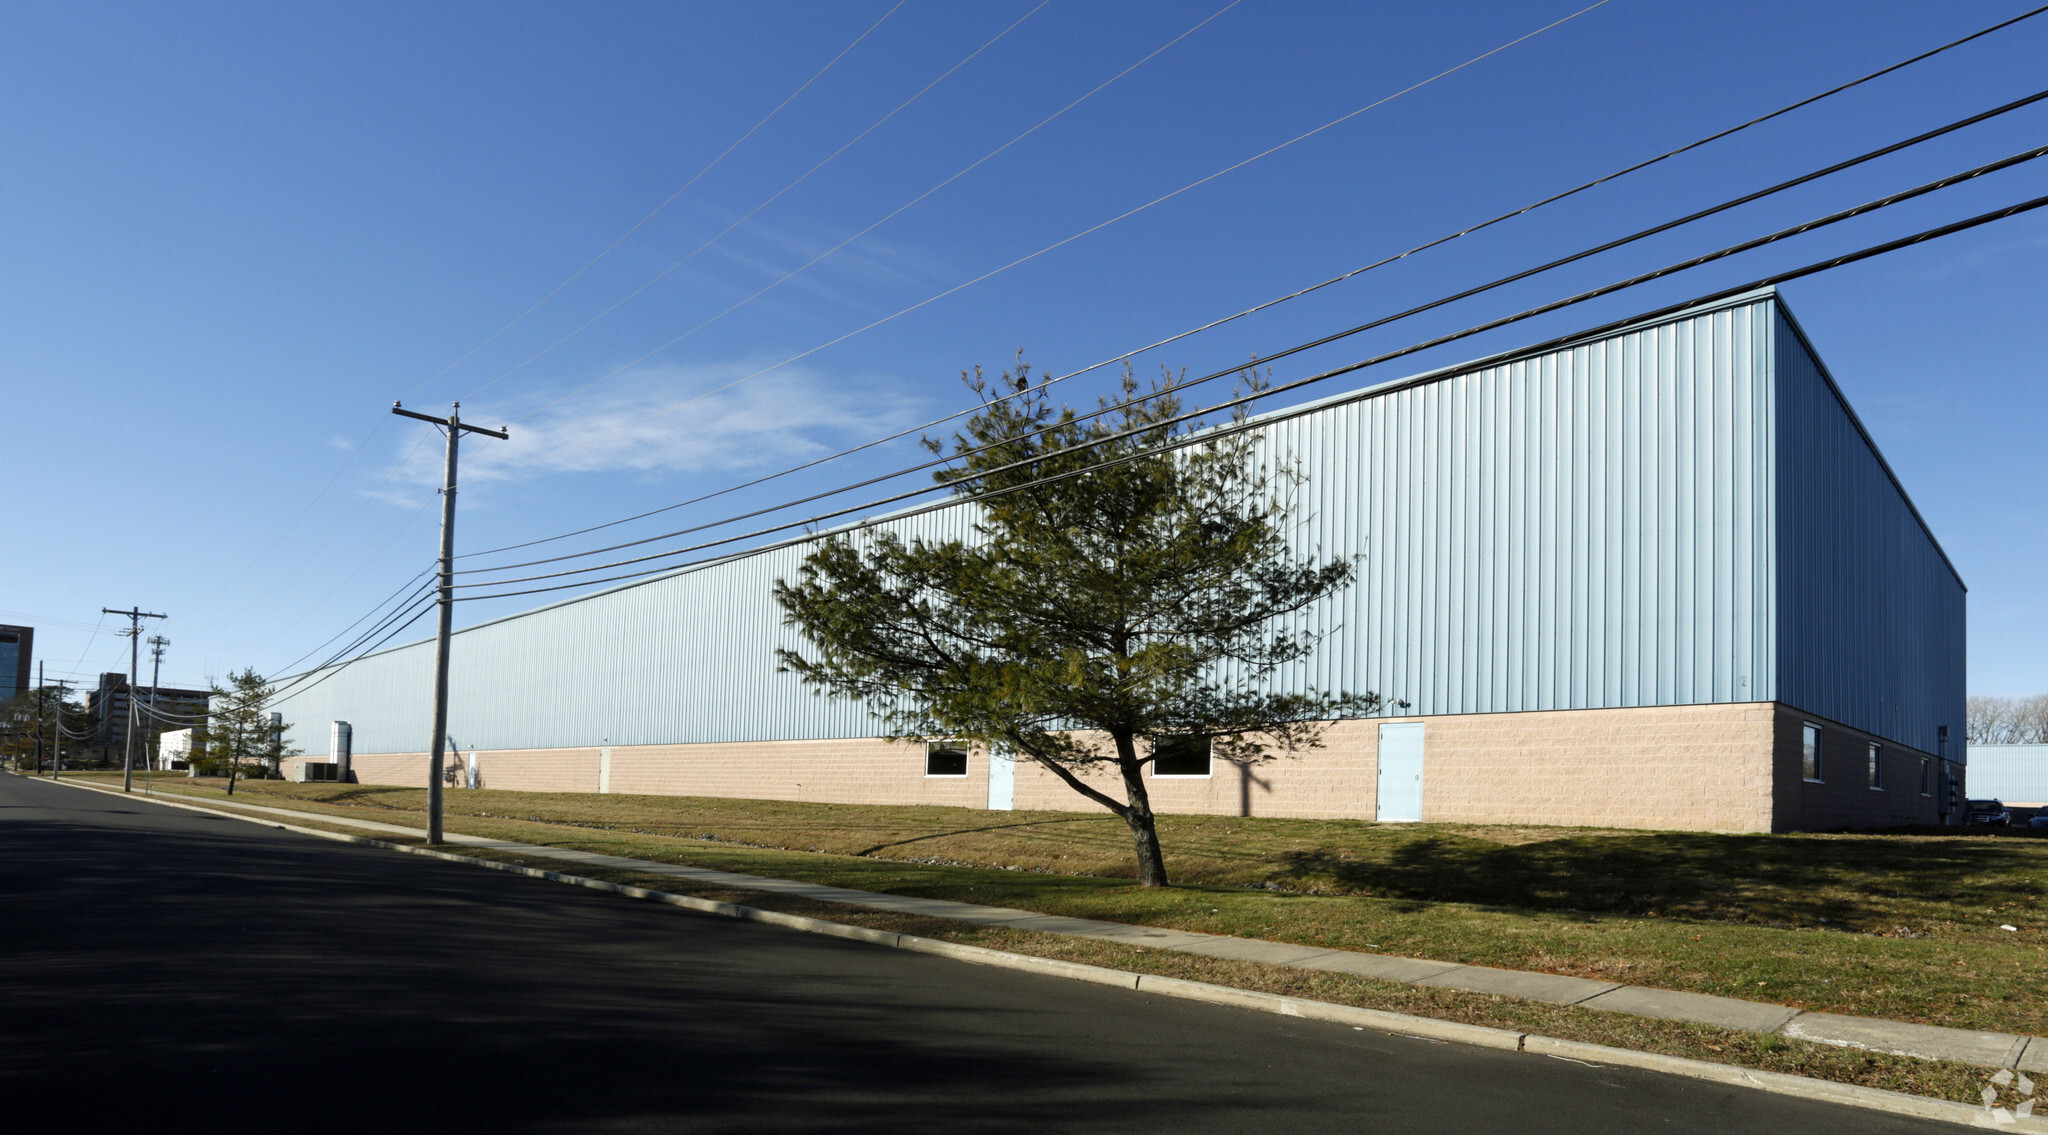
[493,0,1248,431]
[491,1,1597,458]
[182,416,390,623]
[269,570,437,678]
[445,175,2048,604]
[181,3,912,639]
[457,0,2041,520]
[451,101,2048,580]
[460,0,1054,404]
[268,6,2048,682]
[402,0,910,402]
[269,599,440,707]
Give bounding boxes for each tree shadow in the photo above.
[1272,828,2048,928]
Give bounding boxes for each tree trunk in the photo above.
[1113,735,1169,887]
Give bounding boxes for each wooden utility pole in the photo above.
[391,401,508,845]
[34,661,45,774]
[51,677,70,779]
[102,606,166,793]
[144,635,167,791]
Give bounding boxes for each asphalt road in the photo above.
[0,773,1972,1134]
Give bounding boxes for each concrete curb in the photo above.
[22,774,2045,1132]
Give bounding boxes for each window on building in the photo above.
[1801,723,1823,782]
[1920,758,1933,796]
[925,742,969,777]
[1867,742,1882,790]
[1150,736,1212,777]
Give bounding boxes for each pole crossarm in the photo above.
[392,402,510,439]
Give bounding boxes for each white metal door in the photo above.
[1376,723,1424,822]
[987,747,1015,811]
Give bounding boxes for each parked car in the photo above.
[1967,799,2012,826]
[2030,812,2048,830]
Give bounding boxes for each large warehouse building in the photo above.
[277,289,1967,832]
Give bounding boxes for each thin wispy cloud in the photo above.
[375,358,923,499]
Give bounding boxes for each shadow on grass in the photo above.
[1275,829,2048,929]
[855,818,1113,857]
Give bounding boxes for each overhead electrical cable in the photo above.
[236,434,439,643]
[452,100,2048,578]
[495,0,1248,427]
[247,501,437,662]
[183,417,389,622]
[271,7,2048,683]
[284,190,2048,687]
[269,600,441,706]
[259,588,444,706]
[444,167,2048,601]
[268,569,436,678]
[489,0,1604,455]
[452,1,2048,561]
[401,0,909,402]
[198,3,911,633]
[460,0,1054,403]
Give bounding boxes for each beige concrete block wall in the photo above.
[604,738,988,808]
[1418,703,1779,832]
[338,737,989,810]
[325,702,1962,833]
[1004,725,1378,820]
[1771,707,1945,831]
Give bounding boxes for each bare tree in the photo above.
[1967,694,2048,744]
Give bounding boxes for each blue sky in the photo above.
[4,0,2044,697]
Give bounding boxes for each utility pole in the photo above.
[103,606,166,793]
[52,678,70,780]
[144,635,168,789]
[391,401,508,844]
[34,661,45,775]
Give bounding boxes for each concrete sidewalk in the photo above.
[72,780,2048,1075]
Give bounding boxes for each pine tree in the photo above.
[776,361,1396,886]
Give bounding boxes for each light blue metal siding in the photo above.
[280,292,1953,759]
[276,510,979,755]
[1772,308,1965,756]
[1963,745,2048,803]
[1243,296,1776,715]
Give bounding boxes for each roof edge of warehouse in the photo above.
[286,283,1954,683]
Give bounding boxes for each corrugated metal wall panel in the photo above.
[275,293,1955,761]
[1228,297,1776,717]
[1772,308,1966,755]
[1963,745,2048,803]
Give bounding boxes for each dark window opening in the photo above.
[925,742,968,777]
[1151,736,1211,777]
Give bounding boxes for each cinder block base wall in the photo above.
[285,701,1957,833]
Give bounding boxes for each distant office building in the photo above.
[86,672,212,763]
[0,625,30,697]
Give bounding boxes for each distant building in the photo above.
[1964,744,2048,808]
[86,673,211,765]
[158,727,206,772]
[0,625,30,697]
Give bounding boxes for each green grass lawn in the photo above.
[72,773,2048,1038]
